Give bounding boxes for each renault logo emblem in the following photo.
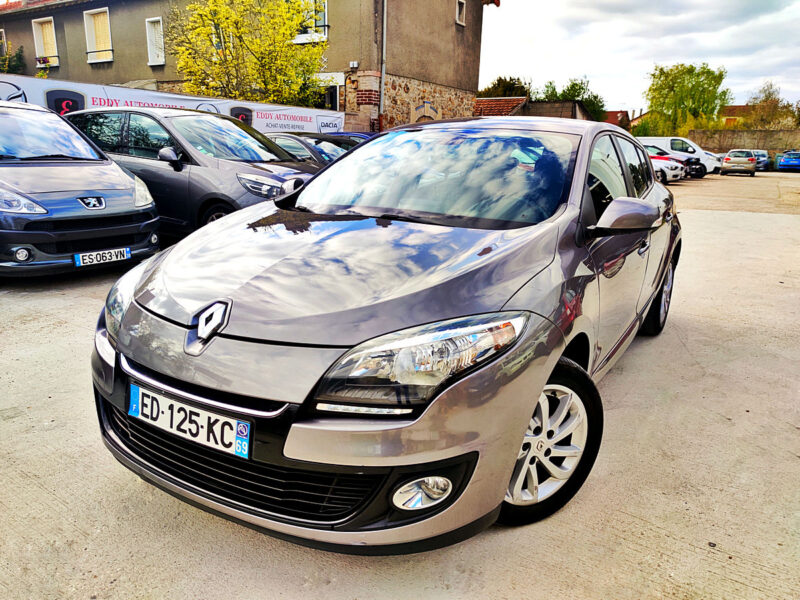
[197,302,229,341]
[78,196,105,210]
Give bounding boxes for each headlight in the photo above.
[104,259,151,339]
[315,312,528,414]
[0,188,46,214]
[134,176,154,208]
[238,173,283,199]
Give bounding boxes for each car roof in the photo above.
[388,116,623,138]
[0,100,52,113]
[67,106,224,119]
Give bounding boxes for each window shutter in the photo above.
[40,20,56,57]
[147,19,165,65]
[92,11,112,61]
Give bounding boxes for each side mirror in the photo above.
[686,147,696,153]
[586,197,660,239]
[158,146,182,170]
[281,178,304,195]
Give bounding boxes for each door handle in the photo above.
[638,240,650,256]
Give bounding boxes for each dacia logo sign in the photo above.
[77,196,105,210]
[316,115,343,134]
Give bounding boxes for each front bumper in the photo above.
[0,209,159,275]
[91,308,562,552]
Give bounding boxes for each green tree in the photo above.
[477,76,531,98]
[166,0,328,106]
[0,44,25,75]
[743,80,797,129]
[644,63,732,134]
[531,77,606,121]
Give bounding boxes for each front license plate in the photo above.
[128,383,251,459]
[74,247,131,267]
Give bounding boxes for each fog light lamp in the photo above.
[150,233,159,246]
[392,476,452,511]
[14,248,31,262]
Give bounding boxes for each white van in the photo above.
[637,136,716,177]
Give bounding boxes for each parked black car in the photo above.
[0,101,158,276]
[266,132,359,166]
[67,108,319,233]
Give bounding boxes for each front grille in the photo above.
[105,401,385,523]
[33,233,149,254]
[25,213,150,232]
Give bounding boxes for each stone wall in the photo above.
[689,129,800,154]
[382,73,475,129]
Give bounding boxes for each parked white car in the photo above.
[637,136,717,177]
[650,157,684,184]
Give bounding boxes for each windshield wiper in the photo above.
[373,212,440,226]
[18,154,99,161]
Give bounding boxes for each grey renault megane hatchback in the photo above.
[91,117,681,553]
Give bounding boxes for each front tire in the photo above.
[640,259,675,336]
[200,202,234,226]
[691,164,707,178]
[498,357,603,526]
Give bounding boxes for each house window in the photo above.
[32,17,59,67]
[83,8,113,63]
[146,17,165,66]
[0,29,6,56]
[456,0,466,26]
[294,1,327,43]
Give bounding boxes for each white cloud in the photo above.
[479,0,800,110]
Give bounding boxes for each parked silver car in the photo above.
[91,117,681,553]
[721,149,757,176]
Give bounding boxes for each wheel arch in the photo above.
[561,331,591,373]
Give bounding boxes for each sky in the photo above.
[479,0,800,113]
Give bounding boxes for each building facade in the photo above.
[1,0,491,130]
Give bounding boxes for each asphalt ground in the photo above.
[1,171,798,599]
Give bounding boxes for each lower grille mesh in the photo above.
[105,401,384,523]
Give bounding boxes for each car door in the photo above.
[629,142,673,311]
[584,135,650,368]
[115,113,191,229]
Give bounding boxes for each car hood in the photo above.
[221,160,318,180]
[135,204,559,346]
[0,161,131,194]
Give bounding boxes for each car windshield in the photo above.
[784,152,800,159]
[305,138,348,161]
[645,145,667,155]
[755,151,768,157]
[0,108,101,160]
[169,115,293,162]
[728,150,752,158]
[295,128,579,229]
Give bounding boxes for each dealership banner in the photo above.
[0,74,344,133]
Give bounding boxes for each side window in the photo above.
[670,138,691,153]
[587,136,627,220]
[636,146,653,188]
[617,137,647,197]
[126,114,174,159]
[70,112,124,152]
[273,136,313,160]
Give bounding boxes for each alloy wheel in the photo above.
[505,384,588,506]
[206,211,228,223]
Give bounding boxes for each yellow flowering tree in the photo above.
[166,0,328,106]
